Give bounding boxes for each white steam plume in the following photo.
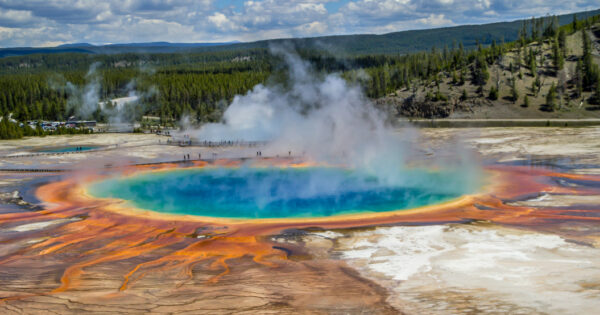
[183,46,432,186]
[66,61,102,119]
[62,63,153,125]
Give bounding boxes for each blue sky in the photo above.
[0,0,598,47]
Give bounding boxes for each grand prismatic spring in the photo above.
[1,50,600,313]
[88,167,474,219]
[1,130,600,314]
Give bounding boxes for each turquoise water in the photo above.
[40,146,99,153]
[88,167,473,219]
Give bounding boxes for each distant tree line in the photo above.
[0,115,92,139]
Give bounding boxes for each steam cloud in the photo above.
[185,46,479,189]
[190,47,400,176]
[61,62,152,124]
[66,62,102,119]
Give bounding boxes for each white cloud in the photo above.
[294,21,328,35]
[0,8,34,27]
[418,13,454,27]
[235,0,328,28]
[0,0,598,47]
[208,12,244,32]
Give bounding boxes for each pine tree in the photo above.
[510,78,519,103]
[488,86,499,100]
[472,55,489,93]
[557,29,567,55]
[546,82,558,111]
[0,117,7,139]
[552,38,564,72]
[575,59,584,98]
[529,48,537,76]
[452,70,458,84]
[543,16,558,38]
[595,74,600,105]
[531,17,538,41]
[519,20,528,45]
[582,30,595,89]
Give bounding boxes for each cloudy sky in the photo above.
[0,0,598,47]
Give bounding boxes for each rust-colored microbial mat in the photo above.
[1,159,600,313]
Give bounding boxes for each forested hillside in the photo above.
[377,14,600,119]
[0,12,599,139]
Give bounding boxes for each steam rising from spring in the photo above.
[188,47,424,185]
[59,62,152,126]
[66,62,102,119]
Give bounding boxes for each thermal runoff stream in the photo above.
[87,166,474,219]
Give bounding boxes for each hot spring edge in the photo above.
[87,166,477,219]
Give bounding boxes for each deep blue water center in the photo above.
[40,146,99,153]
[88,167,471,219]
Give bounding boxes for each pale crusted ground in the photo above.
[315,127,600,315]
[2,127,600,170]
[315,223,600,315]
[419,127,600,167]
[0,133,263,169]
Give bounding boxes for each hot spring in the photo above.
[38,145,100,153]
[87,166,477,219]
